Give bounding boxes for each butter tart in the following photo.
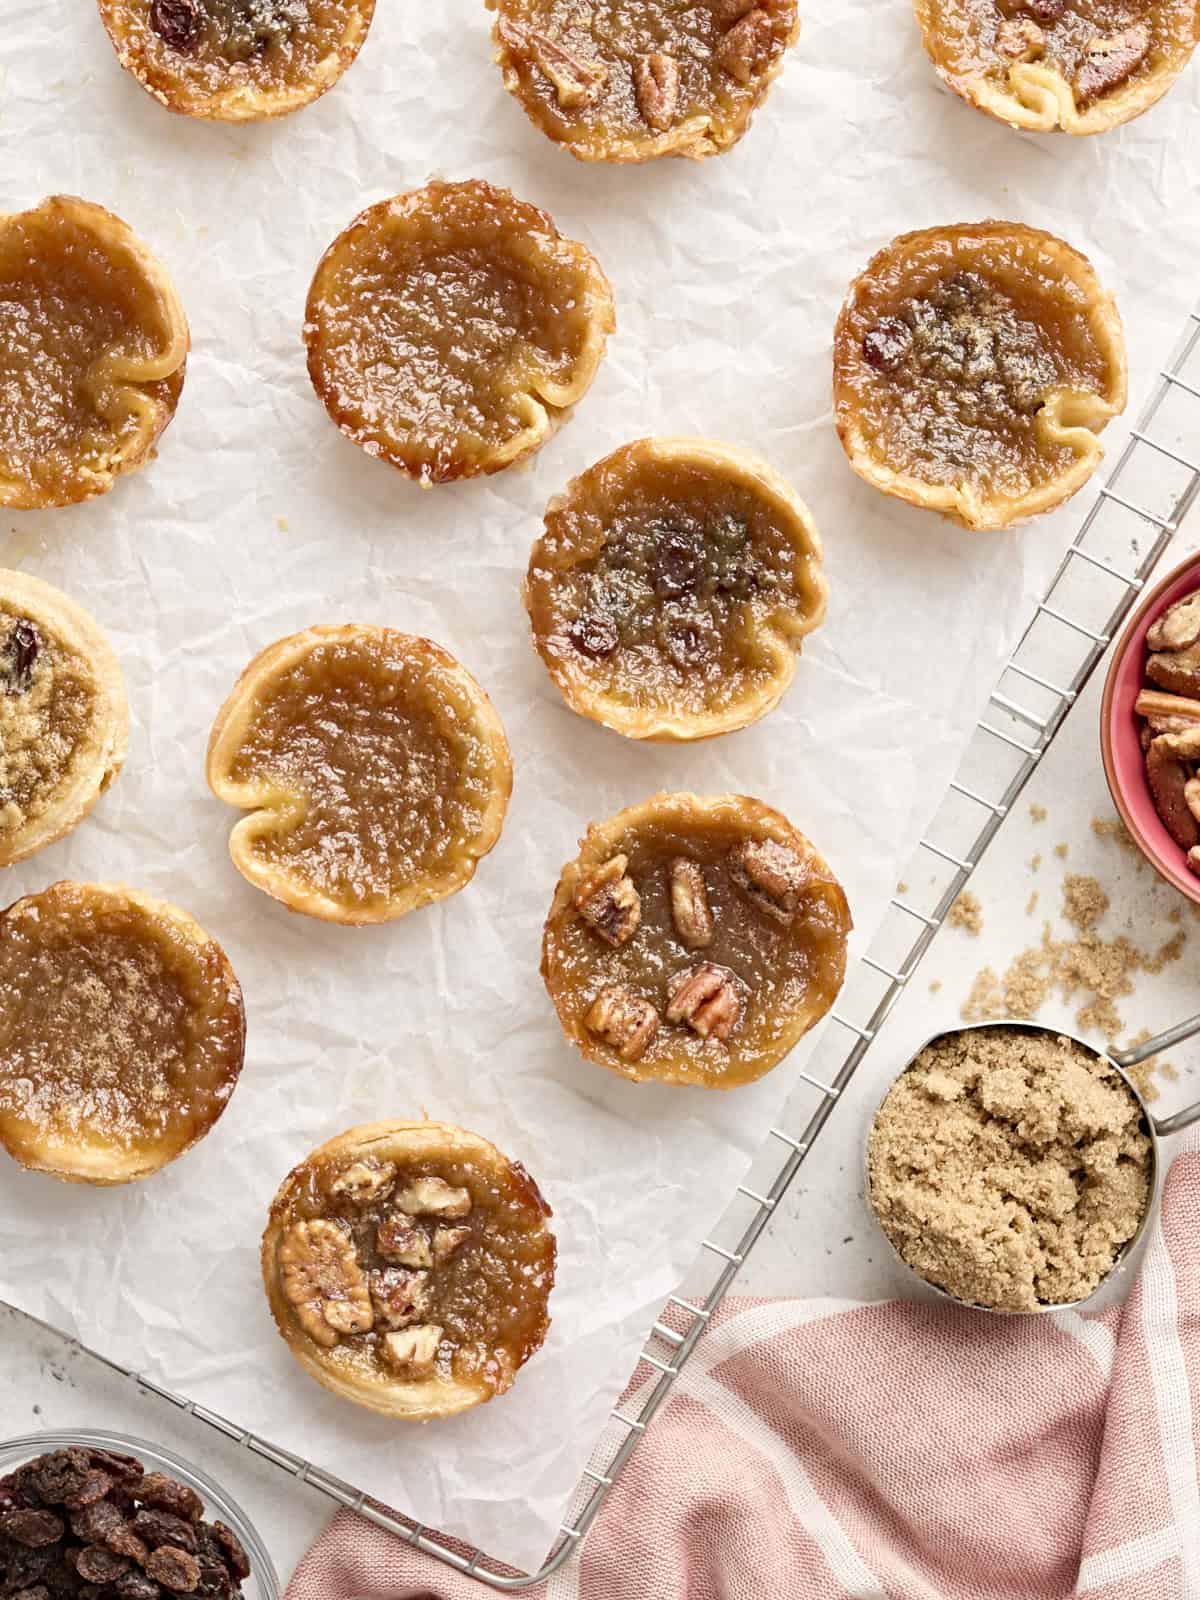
[0,196,187,511]
[542,792,851,1089]
[304,180,615,485]
[96,0,375,121]
[0,571,128,867]
[262,1121,556,1419]
[833,222,1126,531]
[523,439,826,742]
[489,0,800,161]
[913,0,1199,135]
[207,626,512,925]
[0,882,245,1185]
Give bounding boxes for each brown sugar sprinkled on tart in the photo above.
[206,626,512,925]
[833,222,1126,531]
[490,0,800,161]
[0,882,245,1185]
[0,197,187,511]
[262,1122,556,1419]
[524,439,826,742]
[543,793,851,1089]
[96,0,376,121]
[913,0,1198,134]
[304,180,614,486]
[0,572,128,868]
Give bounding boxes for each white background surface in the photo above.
[2,0,1199,1583]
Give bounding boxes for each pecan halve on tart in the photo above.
[0,882,245,1185]
[489,0,800,162]
[913,0,1198,136]
[96,0,376,121]
[262,1121,556,1420]
[542,793,851,1089]
[0,571,128,868]
[0,196,187,510]
[206,626,512,925]
[833,222,1126,531]
[523,438,827,742]
[304,180,615,485]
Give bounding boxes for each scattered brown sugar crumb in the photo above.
[1169,907,1183,924]
[1025,891,1039,916]
[868,1026,1152,1311]
[1029,802,1047,822]
[962,966,1005,1022]
[929,979,942,994]
[947,890,983,936]
[1091,815,1146,870]
[1063,874,1108,933]
[1054,842,1069,859]
[1121,1028,1179,1104]
[896,881,909,895]
[1030,853,1042,872]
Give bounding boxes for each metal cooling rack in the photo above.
[6,310,1200,1591]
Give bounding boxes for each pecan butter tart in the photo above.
[913,0,1198,135]
[833,222,1126,531]
[490,0,799,161]
[0,196,187,511]
[304,180,615,485]
[523,438,827,742]
[207,626,512,925]
[0,882,245,1185]
[543,793,851,1089]
[0,572,128,868]
[96,0,376,121]
[262,1122,556,1419]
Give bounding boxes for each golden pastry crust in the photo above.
[0,882,245,1185]
[489,0,800,162]
[0,196,188,511]
[542,792,851,1089]
[833,222,1126,531]
[913,0,1199,135]
[95,0,376,122]
[523,438,826,742]
[207,626,512,925]
[0,571,128,867]
[304,180,615,485]
[262,1121,556,1420]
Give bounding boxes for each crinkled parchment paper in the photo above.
[0,0,1198,1573]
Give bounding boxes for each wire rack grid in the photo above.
[7,309,1200,1591]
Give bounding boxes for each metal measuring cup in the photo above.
[865,1015,1200,1314]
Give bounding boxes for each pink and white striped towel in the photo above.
[287,1134,1200,1600]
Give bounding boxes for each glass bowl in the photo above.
[0,1428,280,1600]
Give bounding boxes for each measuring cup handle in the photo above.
[1111,1011,1200,1138]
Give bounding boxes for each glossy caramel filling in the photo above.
[0,207,177,506]
[0,612,97,841]
[278,1154,554,1395]
[492,0,797,158]
[305,182,610,483]
[226,635,503,913]
[545,810,849,1087]
[527,457,815,722]
[0,886,243,1173]
[841,246,1108,501]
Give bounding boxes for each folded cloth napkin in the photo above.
[287,1134,1200,1600]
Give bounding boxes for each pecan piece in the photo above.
[394,1175,472,1218]
[278,1219,373,1347]
[375,1214,432,1267]
[144,1546,201,1594]
[499,19,607,107]
[369,1267,429,1330]
[669,858,714,949]
[1074,23,1151,105]
[150,0,200,53]
[634,53,679,131]
[714,8,774,83]
[330,1160,396,1204]
[585,986,659,1062]
[1136,689,1200,733]
[729,837,805,925]
[995,17,1045,59]
[574,854,642,947]
[432,1224,470,1263]
[862,317,912,373]
[382,1324,443,1377]
[1186,776,1200,826]
[1147,592,1200,653]
[666,963,743,1041]
[1146,736,1200,850]
[1147,640,1200,699]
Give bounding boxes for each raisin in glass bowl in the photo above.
[0,1430,279,1599]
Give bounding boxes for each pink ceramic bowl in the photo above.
[1101,549,1200,905]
